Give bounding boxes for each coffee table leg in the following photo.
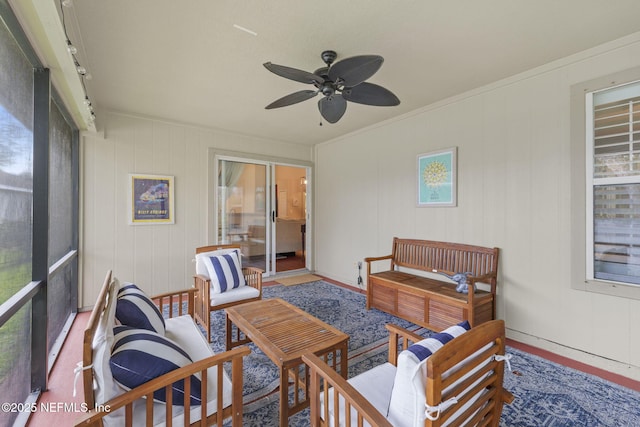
[279,365,288,427]
[225,314,232,351]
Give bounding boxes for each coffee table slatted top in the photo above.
[225,298,348,362]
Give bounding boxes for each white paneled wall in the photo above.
[80,113,312,308]
[314,34,640,376]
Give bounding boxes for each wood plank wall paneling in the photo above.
[80,112,312,308]
[313,37,640,375]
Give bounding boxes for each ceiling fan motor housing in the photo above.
[321,50,337,66]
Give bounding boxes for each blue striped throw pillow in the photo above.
[203,250,246,293]
[110,326,202,406]
[405,320,471,362]
[116,283,166,335]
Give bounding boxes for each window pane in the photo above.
[593,184,640,285]
[593,96,640,179]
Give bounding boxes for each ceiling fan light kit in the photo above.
[264,50,400,124]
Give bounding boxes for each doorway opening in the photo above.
[274,165,307,272]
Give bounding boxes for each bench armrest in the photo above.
[151,288,196,319]
[74,346,250,427]
[302,353,393,427]
[385,324,424,366]
[364,254,394,277]
[467,272,497,284]
[363,254,393,263]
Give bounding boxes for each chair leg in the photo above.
[206,309,212,342]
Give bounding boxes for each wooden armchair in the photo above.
[194,244,263,342]
[75,270,250,427]
[303,320,514,427]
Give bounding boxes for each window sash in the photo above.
[587,83,640,286]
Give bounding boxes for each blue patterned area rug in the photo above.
[209,281,640,426]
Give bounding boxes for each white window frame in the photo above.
[585,81,640,286]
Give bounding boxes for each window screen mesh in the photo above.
[47,102,74,351]
[0,13,35,425]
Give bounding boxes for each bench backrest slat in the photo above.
[391,237,499,279]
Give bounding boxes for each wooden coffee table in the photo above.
[225,298,349,427]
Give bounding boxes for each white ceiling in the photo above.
[17,0,640,145]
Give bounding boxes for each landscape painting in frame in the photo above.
[130,174,175,224]
[417,147,457,207]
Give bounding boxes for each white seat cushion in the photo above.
[100,314,233,426]
[322,362,397,427]
[210,285,260,307]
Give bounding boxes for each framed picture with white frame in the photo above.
[417,147,457,207]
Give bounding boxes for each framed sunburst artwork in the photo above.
[417,147,457,207]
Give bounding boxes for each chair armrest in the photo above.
[242,267,263,295]
[385,324,424,366]
[74,346,251,427]
[302,353,393,427]
[193,274,211,335]
[151,288,196,319]
[502,389,515,404]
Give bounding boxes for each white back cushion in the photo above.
[387,321,470,427]
[194,248,239,277]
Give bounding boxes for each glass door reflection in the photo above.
[218,159,270,273]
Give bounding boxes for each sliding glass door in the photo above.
[217,157,310,276]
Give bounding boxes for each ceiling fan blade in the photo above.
[265,90,318,109]
[328,55,383,87]
[342,82,400,106]
[318,95,347,123]
[263,62,324,85]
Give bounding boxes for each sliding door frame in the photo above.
[208,149,313,276]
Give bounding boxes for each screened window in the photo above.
[588,82,640,285]
[0,12,34,427]
[0,4,79,423]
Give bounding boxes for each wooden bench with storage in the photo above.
[365,237,500,331]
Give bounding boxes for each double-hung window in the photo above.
[586,81,640,286]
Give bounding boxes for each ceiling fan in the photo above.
[263,50,400,124]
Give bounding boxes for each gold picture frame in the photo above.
[129,174,175,224]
